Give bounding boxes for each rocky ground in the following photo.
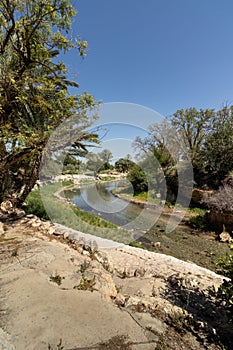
[0,211,233,350]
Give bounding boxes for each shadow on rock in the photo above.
[164,273,233,350]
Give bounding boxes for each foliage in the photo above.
[171,108,214,169]
[74,275,96,292]
[114,157,135,173]
[50,274,64,286]
[201,106,233,186]
[127,164,148,194]
[62,154,81,174]
[188,214,208,230]
[24,189,49,219]
[99,149,113,163]
[98,161,114,173]
[0,0,98,207]
[86,149,113,174]
[129,240,146,249]
[133,106,233,194]
[187,207,207,215]
[215,246,233,323]
[24,183,117,228]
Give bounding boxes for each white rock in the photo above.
[63,232,70,239]
[82,250,89,256]
[153,242,161,248]
[0,201,13,213]
[219,231,233,243]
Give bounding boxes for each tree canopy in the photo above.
[133,106,233,201]
[0,0,98,206]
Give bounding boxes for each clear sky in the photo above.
[65,0,233,118]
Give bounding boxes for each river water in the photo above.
[64,181,162,234]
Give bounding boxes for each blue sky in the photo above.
[60,1,233,161]
[66,0,233,118]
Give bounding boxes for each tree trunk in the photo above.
[16,152,42,207]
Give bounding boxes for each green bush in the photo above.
[215,245,233,323]
[24,190,49,219]
[188,212,208,230]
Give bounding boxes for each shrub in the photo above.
[24,190,49,219]
[204,185,233,212]
[188,214,208,230]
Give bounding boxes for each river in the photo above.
[64,181,162,234]
[63,181,231,271]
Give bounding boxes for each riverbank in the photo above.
[28,177,232,271]
[0,213,232,350]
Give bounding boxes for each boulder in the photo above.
[219,231,233,243]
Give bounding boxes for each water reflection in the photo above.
[64,182,145,227]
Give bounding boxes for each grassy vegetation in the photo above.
[24,180,232,271]
[24,182,131,244]
[50,274,64,286]
[129,240,146,249]
[187,207,209,230]
[112,185,161,205]
[187,207,207,215]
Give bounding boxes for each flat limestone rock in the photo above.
[0,329,16,350]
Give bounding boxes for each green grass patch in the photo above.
[24,182,131,244]
[129,240,146,249]
[188,207,207,215]
[113,186,161,205]
[187,207,208,230]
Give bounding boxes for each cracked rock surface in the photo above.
[0,215,232,350]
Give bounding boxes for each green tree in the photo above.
[86,152,102,174]
[115,157,135,173]
[99,149,113,163]
[62,154,81,174]
[127,164,148,194]
[201,106,233,187]
[171,107,214,185]
[86,149,113,174]
[133,120,178,200]
[0,0,98,207]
